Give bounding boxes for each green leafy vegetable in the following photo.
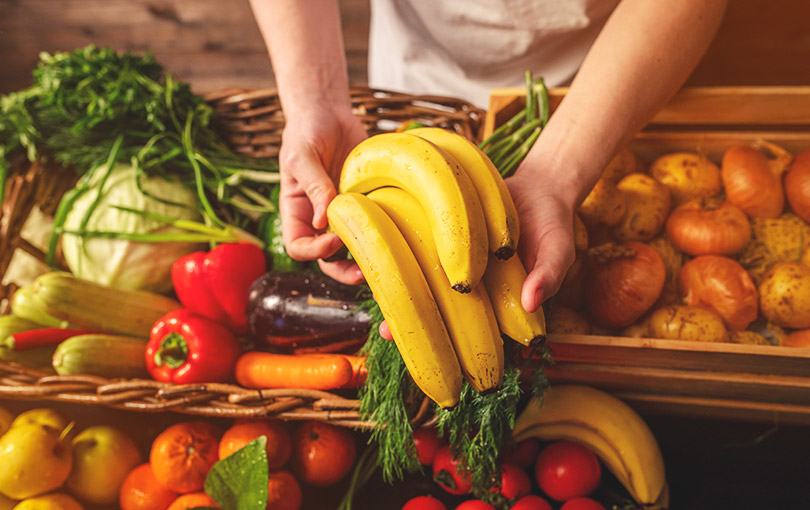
[205,437,269,510]
[0,45,279,264]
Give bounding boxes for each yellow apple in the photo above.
[0,407,13,437]
[66,426,142,505]
[12,493,82,510]
[0,424,73,499]
[10,409,70,434]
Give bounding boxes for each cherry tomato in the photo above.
[455,500,495,510]
[559,497,605,510]
[402,495,447,510]
[413,427,443,466]
[511,495,552,510]
[502,438,541,468]
[491,463,531,500]
[534,441,601,502]
[432,446,472,495]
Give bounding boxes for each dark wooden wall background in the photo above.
[0,0,808,95]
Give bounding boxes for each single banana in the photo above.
[326,193,462,408]
[339,132,488,293]
[368,187,504,393]
[407,127,520,260]
[483,254,546,346]
[513,385,667,506]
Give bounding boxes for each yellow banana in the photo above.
[407,127,520,260]
[513,385,667,506]
[367,187,504,393]
[483,254,546,346]
[326,193,462,408]
[339,132,488,293]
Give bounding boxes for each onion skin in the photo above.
[666,198,751,256]
[783,330,810,348]
[649,305,729,342]
[758,262,810,329]
[679,255,758,331]
[586,242,665,328]
[785,151,810,223]
[722,145,785,219]
[650,152,722,205]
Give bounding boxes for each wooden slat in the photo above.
[486,86,810,134]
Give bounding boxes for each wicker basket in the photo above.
[0,87,484,427]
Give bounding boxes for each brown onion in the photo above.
[585,242,665,328]
[721,144,786,218]
[783,330,810,348]
[785,150,810,223]
[666,197,751,256]
[678,255,758,331]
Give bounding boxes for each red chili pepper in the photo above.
[171,242,267,333]
[6,328,95,351]
[145,309,242,384]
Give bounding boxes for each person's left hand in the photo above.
[505,168,577,313]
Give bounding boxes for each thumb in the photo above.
[281,148,337,230]
[521,227,575,313]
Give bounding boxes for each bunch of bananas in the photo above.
[327,128,546,408]
[513,385,669,508]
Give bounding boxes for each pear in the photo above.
[10,409,70,434]
[0,407,13,437]
[66,426,142,505]
[12,493,82,510]
[0,424,73,500]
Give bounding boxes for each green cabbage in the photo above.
[61,163,203,293]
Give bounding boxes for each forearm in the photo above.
[525,0,728,207]
[249,0,351,113]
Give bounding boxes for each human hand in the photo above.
[505,167,577,314]
[278,103,368,285]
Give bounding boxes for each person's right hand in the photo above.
[278,103,368,285]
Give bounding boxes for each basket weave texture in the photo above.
[0,87,484,427]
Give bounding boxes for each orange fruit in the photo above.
[150,421,222,493]
[167,492,220,510]
[219,419,291,469]
[290,421,356,487]
[119,463,178,510]
[267,470,302,510]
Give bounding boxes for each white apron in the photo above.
[368,0,621,107]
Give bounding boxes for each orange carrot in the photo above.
[341,355,368,388]
[235,352,354,390]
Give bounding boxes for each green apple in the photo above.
[66,426,142,505]
[0,424,73,500]
[11,493,82,510]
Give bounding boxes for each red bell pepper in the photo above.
[146,309,242,384]
[171,242,267,334]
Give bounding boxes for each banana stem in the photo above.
[500,126,542,177]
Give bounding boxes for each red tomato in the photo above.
[511,495,552,510]
[534,441,601,501]
[559,497,605,510]
[455,500,495,510]
[491,464,531,500]
[290,421,356,487]
[402,495,447,510]
[502,438,541,468]
[432,446,472,495]
[413,427,443,465]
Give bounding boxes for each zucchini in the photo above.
[52,334,148,378]
[32,272,181,337]
[10,286,70,328]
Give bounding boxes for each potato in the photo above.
[738,213,810,283]
[602,146,639,183]
[612,173,672,242]
[573,213,588,252]
[650,152,722,205]
[728,331,771,346]
[758,262,810,328]
[621,316,652,338]
[579,177,626,227]
[546,304,591,335]
[648,305,728,342]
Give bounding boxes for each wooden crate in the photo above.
[485,86,810,425]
